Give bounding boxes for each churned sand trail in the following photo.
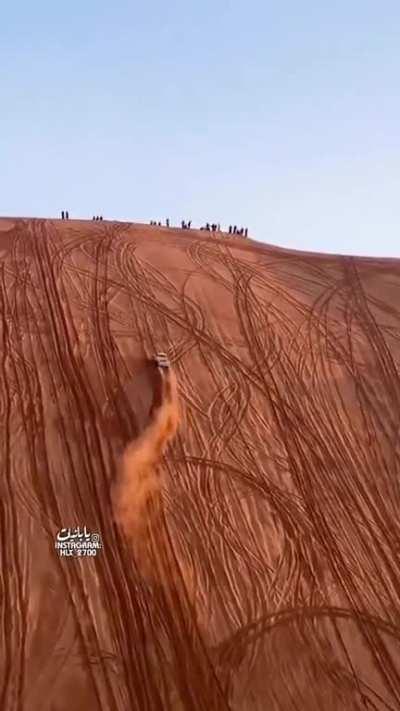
[112,363,180,575]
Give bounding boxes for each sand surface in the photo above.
[1,217,400,710]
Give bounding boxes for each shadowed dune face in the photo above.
[1,218,400,710]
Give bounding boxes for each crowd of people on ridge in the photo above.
[149,218,249,237]
[228,225,248,237]
[59,212,249,238]
[61,211,103,221]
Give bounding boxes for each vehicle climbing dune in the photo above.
[111,353,179,579]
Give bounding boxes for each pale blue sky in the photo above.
[1,1,399,256]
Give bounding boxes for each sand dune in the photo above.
[1,217,400,710]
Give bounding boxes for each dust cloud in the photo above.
[112,365,180,576]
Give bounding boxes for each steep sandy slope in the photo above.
[0,217,400,710]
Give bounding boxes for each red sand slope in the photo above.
[1,217,400,711]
